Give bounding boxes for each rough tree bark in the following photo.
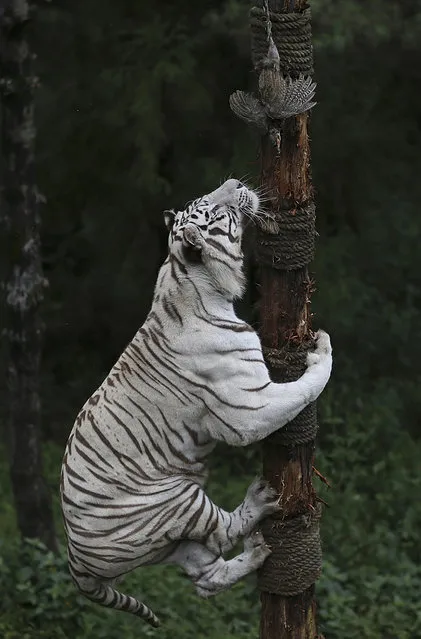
[256,1,321,638]
[0,0,58,551]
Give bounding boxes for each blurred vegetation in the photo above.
[1,0,421,637]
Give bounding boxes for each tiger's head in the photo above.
[164,179,260,300]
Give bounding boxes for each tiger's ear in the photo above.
[163,209,175,231]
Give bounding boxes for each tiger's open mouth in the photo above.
[181,223,203,263]
[182,243,202,263]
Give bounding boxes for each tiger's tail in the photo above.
[73,573,160,627]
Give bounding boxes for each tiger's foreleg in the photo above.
[205,330,332,447]
[166,531,270,597]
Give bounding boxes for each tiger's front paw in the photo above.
[314,330,332,356]
[307,330,332,368]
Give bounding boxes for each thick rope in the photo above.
[255,202,316,271]
[263,343,311,383]
[262,341,318,444]
[250,6,314,76]
[257,504,322,595]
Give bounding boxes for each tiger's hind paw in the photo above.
[244,477,280,519]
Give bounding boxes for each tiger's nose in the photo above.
[222,178,242,191]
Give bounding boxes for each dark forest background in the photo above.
[1,1,421,638]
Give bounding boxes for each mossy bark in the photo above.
[0,0,58,552]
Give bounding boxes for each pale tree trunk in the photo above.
[0,0,58,551]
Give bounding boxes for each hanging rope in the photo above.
[250,6,314,76]
[229,2,316,136]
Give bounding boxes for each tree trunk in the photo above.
[255,1,321,638]
[0,0,58,552]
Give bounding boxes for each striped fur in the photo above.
[60,179,332,627]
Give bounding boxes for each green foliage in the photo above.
[2,403,421,639]
[0,538,86,639]
[318,558,421,639]
[315,386,421,638]
[312,0,421,49]
[0,508,263,639]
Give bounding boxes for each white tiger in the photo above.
[60,178,332,627]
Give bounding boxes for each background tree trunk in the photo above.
[0,0,58,552]
[256,0,320,637]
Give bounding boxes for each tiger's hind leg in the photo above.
[169,478,278,556]
[200,477,279,555]
[166,531,271,597]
